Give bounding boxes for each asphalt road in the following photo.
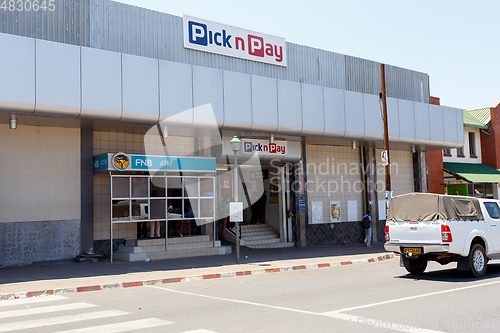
[2,259,500,333]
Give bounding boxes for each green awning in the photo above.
[443,162,500,183]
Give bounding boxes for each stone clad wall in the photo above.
[1,220,80,266]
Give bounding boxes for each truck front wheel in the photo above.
[405,257,427,274]
[469,244,487,278]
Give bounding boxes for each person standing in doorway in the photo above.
[150,220,160,238]
[218,193,230,239]
[362,210,372,247]
[252,191,267,224]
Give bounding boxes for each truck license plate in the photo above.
[403,248,422,254]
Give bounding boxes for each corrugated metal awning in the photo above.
[443,162,500,183]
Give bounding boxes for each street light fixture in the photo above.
[229,134,242,263]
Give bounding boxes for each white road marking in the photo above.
[52,318,174,333]
[151,282,500,333]
[0,295,67,307]
[181,330,219,333]
[0,302,97,319]
[325,312,444,333]
[323,279,500,314]
[147,285,317,315]
[0,310,128,332]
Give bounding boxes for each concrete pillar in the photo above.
[80,127,94,252]
[298,140,308,247]
[363,147,379,243]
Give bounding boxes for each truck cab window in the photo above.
[483,202,500,219]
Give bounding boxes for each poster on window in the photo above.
[330,201,341,222]
[270,184,279,204]
[311,201,323,224]
[221,175,230,189]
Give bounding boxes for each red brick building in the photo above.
[480,101,500,169]
[427,99,500,198]
[427,97,445,194]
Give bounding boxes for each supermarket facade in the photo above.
[0,0,463,266]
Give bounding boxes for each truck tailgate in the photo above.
[389,221,442,243]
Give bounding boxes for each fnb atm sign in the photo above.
[183,15,287,67]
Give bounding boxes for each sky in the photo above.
[115,0,498,110]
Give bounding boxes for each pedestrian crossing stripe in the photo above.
[0,295,67,307]
[0,302,96,319]
[0,310,127,333]
[0,297,210,333]
[52,318,174,333]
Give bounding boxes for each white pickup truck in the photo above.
[384,193,500,278]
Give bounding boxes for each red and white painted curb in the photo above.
[0,253,395,301]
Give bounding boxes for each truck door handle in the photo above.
[492,223,497,227]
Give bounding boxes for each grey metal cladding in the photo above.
[455,108,464,147]
[0,0,90,46]
[345,56,382,96]
[80,47,122,120]
[192,66,224,126]
[413,102,431,145]
[398,99,416,144]
[345,56,430,104]
[0,33,35,114]
[443,106,459,146]
[87,0,353,94]
[159,60,193,124]
[363,93,383,141]
[223,70,252,130]
[251,75,278,132]
[344,90,365,139]
[429,104,445,145]
[386,97,400,142]
[301,83,325,136]
[121,54,159,124]
[1,0,430,103]
[323,87,346,137]
[277,80,302,135]
[385,65,430,104]
[35,39,81,117]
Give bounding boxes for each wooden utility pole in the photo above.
[380,64,391,193]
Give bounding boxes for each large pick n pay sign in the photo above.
[183,15,287,67]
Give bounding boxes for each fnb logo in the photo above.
[184,16,286,66]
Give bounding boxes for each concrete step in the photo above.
[242,234,280,241]
[126,238,165,247]
[113,252,148,262]
[146,246,232,260]
[114,244,231,262]
[166,240,215,251]
[243,238,281,246]
[126,235,211,247]
[240,224,274,231]
[240,229,276,237]
[246,241,295,249]
[232,227,274,235]
[116,246,143,253]
[168,235,211,244]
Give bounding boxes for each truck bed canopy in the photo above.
[387,193,483,222]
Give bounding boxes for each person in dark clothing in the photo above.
[250,191,267,224]
[362,209,372,247]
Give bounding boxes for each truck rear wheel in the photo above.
[405,257,427,274]
[469,244,487,278]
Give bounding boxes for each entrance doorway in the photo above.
[217,163,293,247]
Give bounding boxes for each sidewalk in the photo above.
[0,243,395,300]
